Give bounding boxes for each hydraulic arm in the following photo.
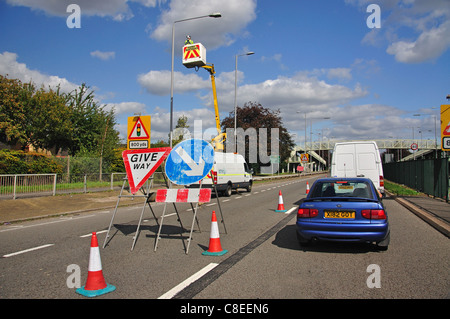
[201,64,226,151]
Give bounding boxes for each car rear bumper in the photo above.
[296,220,389,243]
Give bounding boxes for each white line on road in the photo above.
[158,263,219,299]
[3,244,54,258]
[285,206,297,215]
[0,214,96,233]
[80,230,108,238]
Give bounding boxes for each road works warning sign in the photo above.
[127,115,151,150]
[122,148,171,194]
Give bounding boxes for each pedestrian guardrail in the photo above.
[0,171,323,200]
[0,172,166,200]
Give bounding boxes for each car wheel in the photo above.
[224,184,232,197]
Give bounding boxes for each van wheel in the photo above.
[246,182,252,192]
[224,184,232,197]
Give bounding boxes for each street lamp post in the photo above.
[234,51,254,148]
[169,13,221,148]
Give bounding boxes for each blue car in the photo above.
[296,177,390,250]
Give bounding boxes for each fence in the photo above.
[0,172,166,200]
[383,158,450,202]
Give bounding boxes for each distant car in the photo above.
[296,177,390,250]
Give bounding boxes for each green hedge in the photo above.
[0,150,63,174]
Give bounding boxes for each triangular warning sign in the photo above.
[122,148,171,194]
[443,121,450,136]
[128,117,150,140]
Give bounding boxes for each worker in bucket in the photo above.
[185,35,194,45]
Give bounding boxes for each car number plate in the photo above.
[324,211,355,219]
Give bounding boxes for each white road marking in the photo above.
[158,263,219,299]
[3,244,54,258]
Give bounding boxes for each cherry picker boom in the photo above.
[200,64,226,152]
[182,42,225,151]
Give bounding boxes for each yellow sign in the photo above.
[441,105,450,151]
[300,153,309,163]
[127,115,151,150]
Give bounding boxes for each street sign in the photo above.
[165,139,214,185]
[441,104,450,151]
[410,143,418,151]
[300,153,309,163]
[127,115,151,150]
[122,148,171,194]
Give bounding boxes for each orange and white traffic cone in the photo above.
[275,190,287,212]
[202,211,228,256]
[306,181,310,195]
[76,232,116,297]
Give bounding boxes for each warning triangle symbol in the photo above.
[122,148,171,194]
[443,121,450,136]
[128,118,150,140]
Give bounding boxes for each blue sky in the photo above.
[1,0,449,146]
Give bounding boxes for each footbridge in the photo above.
[287,139,440,171]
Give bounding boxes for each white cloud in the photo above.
[5,0,164,21]
[149,0,257,51]
[90,50,116,61]
[0,51,78,93]
[351,0,450,63]
[386,20,450,63]
[137,70,210,95]
[104,101,147,115]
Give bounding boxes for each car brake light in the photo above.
[380,176,384,187]
[297,208,318,218]
[362,209,386,220]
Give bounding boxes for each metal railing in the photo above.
[0,172,166,200]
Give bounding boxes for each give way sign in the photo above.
[122,147,171,194]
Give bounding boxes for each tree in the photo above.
[0,75,34,148]
[170,115,190,146]
[27,87,73,154]
[221,101,295,172]
[63,83,120,157]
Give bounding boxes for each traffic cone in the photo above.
[76,232,116,297]
[306,181,310,194]
[202,211,228,256]
[275,190,287,212]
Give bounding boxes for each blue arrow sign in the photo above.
[165,139,214,185]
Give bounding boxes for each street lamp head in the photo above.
[209,13,222,18]
[246,51,255,56]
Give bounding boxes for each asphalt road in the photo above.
[1,174,449,302]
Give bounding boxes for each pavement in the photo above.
[1,186,449,239]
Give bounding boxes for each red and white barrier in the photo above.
[155,188,211,203]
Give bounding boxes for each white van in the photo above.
[198,152,253,196]
[331,141,385,197]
